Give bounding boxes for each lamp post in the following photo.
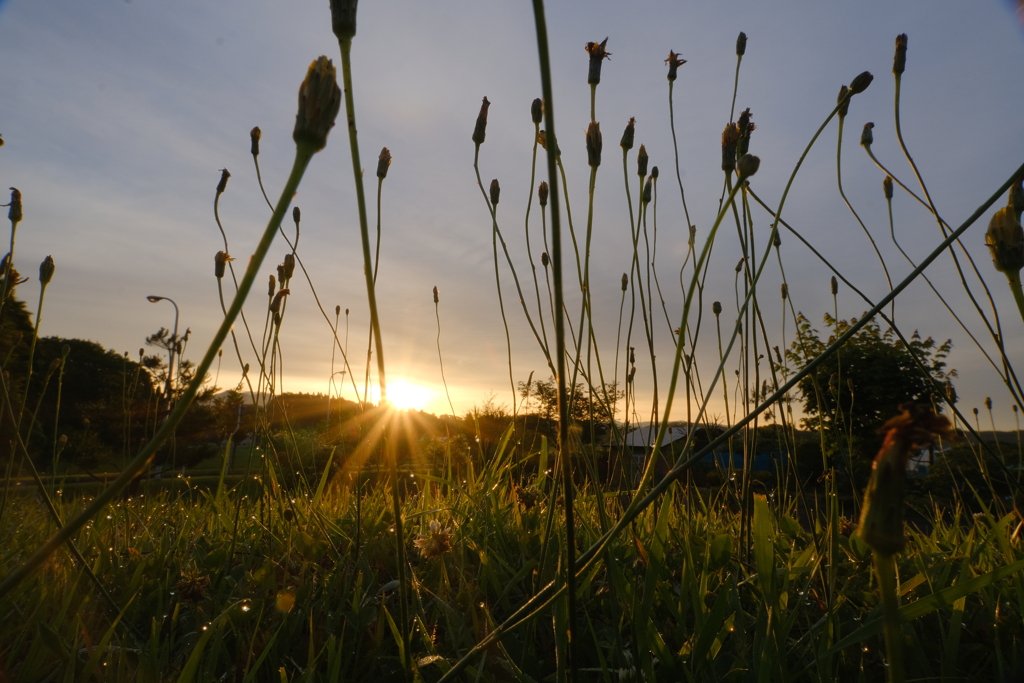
[145,295,179,404]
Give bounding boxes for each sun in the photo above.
[382,378,432,411]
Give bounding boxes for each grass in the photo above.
[2,1,1024,681]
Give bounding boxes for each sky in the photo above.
[0,0,1023,429]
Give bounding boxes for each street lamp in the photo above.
[145,295,179,403]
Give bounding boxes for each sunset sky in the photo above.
[1,1,1023,427]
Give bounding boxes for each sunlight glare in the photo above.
[374,377,432,411]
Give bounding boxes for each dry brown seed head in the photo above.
[585,37,611,85]
[268,274,276,297]
[893,33,908,75]
[781,282,788,300]
[642,177,653,204]
[541,252,550,267]
[651,165,659,179]
[214,251,233,279]
[472,97,490,146]
[665,51,686,81]
[620,117,635,151]
[377,147,392,179]
[335,305,341,317]
[293,57,342,153]
[217,168,231,195]
[735,259,744,273]
[586,122,602,167]
[250,127,261,156]
[985,396,992,411]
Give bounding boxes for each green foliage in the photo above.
[787,313,956,457]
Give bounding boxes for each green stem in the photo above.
[1007,271,1024,325]
[0,144,315,602]
[873,552,906,682]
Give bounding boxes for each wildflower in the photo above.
[857,404,954,555]
[282,253,295,281]
[268,274,276,297]
[780,283,788,300]
[831,276,838,295]
[585,37,611,85]
[413,519,453,559]
[293,206,301,225]
[621,273,628,291]
[586,122,602,167]
[250,127,261,156]
[377,147,392,179]
[216,168,231,194]
[472,97,490,146]
[541,252,550,268]
[620,117,635,151]
[985,207,1024,275]
[293,56,342,153]
[712,301,722,317]
[642,177,653,204]
[665,51,686,82]
[893,34,908,75]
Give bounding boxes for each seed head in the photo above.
[837,85,850,119]
[39,255,54,286]
[721,124,740,173]
[620,117,635,151]
[585,37,611,85]
[848,71,874,95]
[216,168,231,195]
[860,122,874,147]
[883,176,894,200]
[637,144,649,177]
[737,108,755,156]
[489,178,500,206]
[585,122,602,167]
[621,273,628,291]
[413,519,453,559]
[377,147,392,179]
[985,207,1024,275]
[293,56,342,153]
[538,182,549,207]
[531,98,543,125]
[472,97,490,146]
[433,285,439,305]
[736,32,747,56]
[6,188,22,225]
[893,34,908,75]
[665,51,686,82]
[250,127,261,156]
[329,0,358,40]
[736,153,760,179]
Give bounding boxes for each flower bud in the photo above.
[642,177,653,204]
[772,231,781,248]
[621,273,628,291]
[883,176,894,200]
[735,259,744,273]
[250,127,261,156]
[736,153,760,179]
[893,34,908,75]
[651,165,659,179]
[620,117,635,151]
[780,282,788,300]
[329,0,358,40]
[848,71,873,95]
[985,207,1024,275]
[283,253,295,280]
[531,98,543,125]
[39,255,54,286]
[837,85,850,119]
[722,124,740,173]
[689,225,696,246]
[860,122,874,147]
[270,288,290,315]
[831,276,838,295]
[737,108,755,156]
[541,252,550,268]
[293,206,301,225]
[472,97,490,146]
[293,56,342,153]
[585,37,611,85]
[433,285,439,304]
[377,147,392,179]
[216,168,230,195]
[6,188,22,225]
[335,305,341,317]
[586,122,602,167]
[489,178,500,206]
[538,182,549,207]
[214,251,233,279]
[713,301,722,317]
[736,32,747,56]
[665,51,686,82]
[637,144,649,177]
[268,274,276,297]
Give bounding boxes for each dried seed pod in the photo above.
[736,32,747,56]
[735,259,744,273]
[848,71,874,94]
[293,56,342,153]
[472,97,490,146]
[489,179,500,206]
[250,127,261,156]
[651,165,659,179]
[860,122,874,147]
[335,305,341,317]
[217,169,231,194]
[538,182,549,207]
[585,37,611,85]
[893,33,908,75]
[377,147,392,179]
[637,144,649,177]
[665,51,686,82]
[531,98,543,125]
[620,117,635,151]
[586,122,602,167]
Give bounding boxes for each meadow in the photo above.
[2,2,1024,681]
